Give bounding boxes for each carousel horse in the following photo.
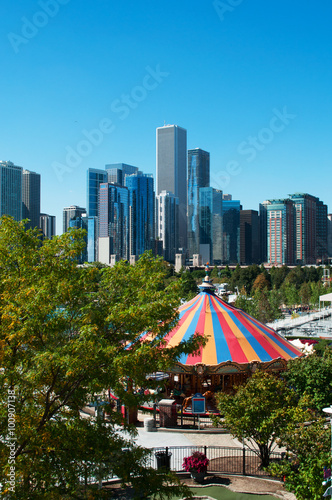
[182,390,214,411]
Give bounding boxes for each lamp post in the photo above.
[323,405,332,498]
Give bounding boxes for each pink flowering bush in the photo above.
[182,451,209,473]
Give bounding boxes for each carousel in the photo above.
[140,267,303,402]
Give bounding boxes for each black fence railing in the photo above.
[145,403,222,430]
[148,445,283,478]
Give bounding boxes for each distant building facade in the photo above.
[39,213,56,239]
[199,187,223,264]
[187,148,210,257]
[156,190,179,263]
[222,198,241,264]
[240,210,260,265]
[267,199,295,265]
[0,160,23,221]
[22,169,41,230]
[63,205,86,233]
[156,124,187,250]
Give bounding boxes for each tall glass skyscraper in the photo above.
[0,161,23,221]
[199,187,223,264]
[125,172,154,257]
[63,205,86,233]
[98,183,129,261]
[22,169,41,230]
[156,124,187,250]
[187,148,210,257]
[86,168,107,217]
[105,163,138,186]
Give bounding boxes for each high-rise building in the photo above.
[39,213,56,239]
[125,172,155,257]
[240,210,260,265]
[22,170,40,230]
[0,160,23,221]
[289,193,317,265]
[156,124,187,250]
[86,168,107,217]
[222,199,241,264]
[199,187,223,264]
[105,163,139,186]
[69,214,88,263]
[63,205,86,233]
[156,190,179,263]
[187,148,210,257]
[259,201,270,263]
[316,200,328,263]
[98,183,129,262]
[267,199,295,266]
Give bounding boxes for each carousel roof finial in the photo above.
[199,262,215,293]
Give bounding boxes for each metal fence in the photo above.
[147,404,222,430]
[149,445,283,478]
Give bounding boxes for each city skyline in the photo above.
[1,1,331,234]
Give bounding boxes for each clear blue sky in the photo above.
[1,0,331,234]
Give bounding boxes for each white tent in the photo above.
[319,292,332,303]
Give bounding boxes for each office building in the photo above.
[199,187,223,264]
[156,190,179,263]
[267,199,295,266]
[63,205,86,233]
[156,124,187,250]
[86,168,107,217]
[69,214,88,263]
[316,199,328,263]
[289,193,317,265]
[39,213,56,239]
[187,148,210,257]
[22,170,41,230]
[259,201,270,263]
[0,160,23,221]
[240,210,260,265]
[222,199,241,264]
[98,183,129,262]
[125,172,154,257]
[105,163,139,186]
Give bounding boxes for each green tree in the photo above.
[269,400,330,500]
[0,217,198,499]
[178,270,199,300]
[213,371,297,467]
[282,348,332,411]
[270,265,290,289]
[298,282,311,309]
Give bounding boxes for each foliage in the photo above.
[269,399,330,499]
[252,273,270,293]
[213,371,297,467]
[177,270,199,300]
[0,217,201,499]
[182,451,209,473]
[282,348,332,411]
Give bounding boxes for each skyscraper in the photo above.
[39,213,56,239]
[22,170,41,230]
[105,163,139,186]
[267,199,295,265]
[222,198,241,264]
[187,148,210,257]
[289,193,317,265]
[199,187,223,264]
[240,210,260,265]
[125,171,155,257]
[63,205,86,233]
[86,168,107,217]
[0,160,23,221]
[98,183,129,261]
[156,190,179,263]
[156,124,187,250]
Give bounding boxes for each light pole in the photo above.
[323,405,332,498]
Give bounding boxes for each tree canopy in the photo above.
[0,217,199,499]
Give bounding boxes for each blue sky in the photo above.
[1,0,331,234]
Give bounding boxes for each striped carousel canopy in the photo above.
[140,274,303,367]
